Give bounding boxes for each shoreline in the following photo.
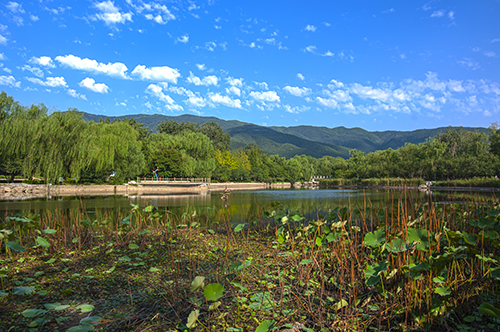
[1,182,498,200]
[0,182,292,199]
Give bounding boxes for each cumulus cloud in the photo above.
[67,89,87,100]
[30,56,56,68]
[92,0,133,26]
[0,34,7,45]
[26,76,67,88]
[132,65,181,83]
[6,2,25,13]
[249,90,280,102]
[146,83,182,111]
[208,93,242,108]
[20,65,44,78]
[304,25,317,32]
[304,45,317,54]
[284,105,310,114]
[226,86,241,96]
[283,86,311,97]
[186,96,207,108]
[254,81,268,90]
[79,77,110,93]
[195,63,206,71]
[227,77,244,87]
[133,1,175,24]
[0,75,20,88]
[186,72,218,86]
[297,73,305,81]
[56,54,129,79]
[431,10,445,18]
[177,35,189,43]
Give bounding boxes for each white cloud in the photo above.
[283,86,311,97]
[6,2,25,13]
[0,34,7,45]
[304,45,317,54]
[0,53,5,60]
[205,41,217,51]
[249,90,280,102]
[448,11,455,20]
[328,79,344,89]
[146,83,178,106]
[431,10,445,18]
[186,72,218,86]
[196,63,206,71]
[297,73,305,81]
[27,76,67,88]
[132,65,180,83]
[304,25,317,32]
[79,77,110,93]
[457,58,480,70]
[227,77,243,87]
[177,35,189,43]
[30,15,39,21]
[92,0,133,26]
[135,2,175,23]
[0,75,20,88]
[316,97,338,109]
[226,86,241,96]
[186,96,207,108]
[168,86,196,98]
[20,65,44,78]
[350,83,391,102]
[284,105,310,114]
[67,89,87,100]
[208,93,242,108]
[30,56,56,68]
[56,54,129,79]
[254,81,268,90]
[484,51,496,58]
[323,51,335,57]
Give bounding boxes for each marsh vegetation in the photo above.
[1,190,500,331]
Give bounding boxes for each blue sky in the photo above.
[0,0,499,131]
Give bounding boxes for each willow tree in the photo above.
[0,101,48,181]
[81,120,145,181]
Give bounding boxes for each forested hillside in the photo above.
[81,112,488,158]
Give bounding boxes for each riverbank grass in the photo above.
[1,194,500,331]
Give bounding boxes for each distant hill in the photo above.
[80,112,489,158]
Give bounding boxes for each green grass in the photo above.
[433,177,500,188]
[319,177,425,187]
[1,194,500,331]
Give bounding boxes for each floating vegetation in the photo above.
[1,192,500,331]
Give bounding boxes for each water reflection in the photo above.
[0,188,496,225]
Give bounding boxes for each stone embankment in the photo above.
[0,182,292,199]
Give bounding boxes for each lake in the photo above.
[0,188,495,225]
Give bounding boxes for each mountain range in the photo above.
[81,112,489,159]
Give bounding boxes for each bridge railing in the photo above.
[137,177,211,183]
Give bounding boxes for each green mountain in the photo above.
[80,112,489,158]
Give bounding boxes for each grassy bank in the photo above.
[433,177,500,188]
[1,194,500,331]
[319,178,425,187]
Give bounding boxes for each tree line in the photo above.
[1,91,499,184]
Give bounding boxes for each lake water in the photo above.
[0,188,495,225]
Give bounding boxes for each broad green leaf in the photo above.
[299,258,313,265]
[204,283,224,301]
[190,276,205,292]
[77,304,94,313]
[407,228,431,251]
[364,228,386,248]
[128,243,139,249]
[14,286,35,295]
[42,229,57,234]
[389,238,407,253]
[138,229,151,235]
[66,325,95,332]
[149,267,160,272]
[121,215,132,225]
[0,291,8,297]
[434,286,451,296]
[143,206,154,213]
[490,267,500,280]
[291,214,304,222]
[478,302,500,318]
[44,302,71,311]
[208,301,221,311]
[234,224,244,233]
[364,260,388,286]
[36,236,50,248]
[22,308,47,318]
[186,309,199,328]
[80,316,102,325]
[335,299,349,311]
[256,319,276,332]
[6,241,26,252]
